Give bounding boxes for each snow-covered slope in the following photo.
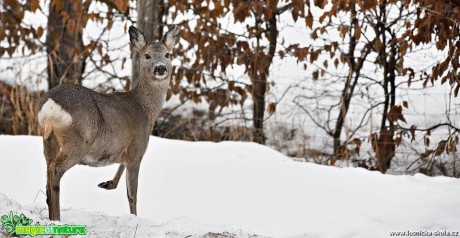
[0,193,259,238]
[0,136,459,237]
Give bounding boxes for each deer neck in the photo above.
[132,76,169,127]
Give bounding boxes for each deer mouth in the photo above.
[154,73,168,80]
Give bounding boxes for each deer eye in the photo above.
[165,53,170,58]
[144,54,151,59]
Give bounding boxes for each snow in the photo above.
[1,135,460,237]
[0,194,256,238]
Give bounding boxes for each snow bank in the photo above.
[0,193,258,238]
[0,136,459,237]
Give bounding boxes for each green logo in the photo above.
[1,211,86,236]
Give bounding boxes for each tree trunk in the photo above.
[132,0,165,88]
[375,1,397,173]
[252,77,266,144]
[46,0,85,89]
[252,13,278,144]
[332,4,357,157]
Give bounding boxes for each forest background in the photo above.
[1,0,460,177]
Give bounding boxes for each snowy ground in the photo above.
[0,135,460,237]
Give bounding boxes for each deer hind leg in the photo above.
[47,147,84,221]
[126,163,140,215]
[43,133,60,212]
[98,164,125,190]
[43,132,59,167]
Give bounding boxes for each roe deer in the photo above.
[37,25,180,221]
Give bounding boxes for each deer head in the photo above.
[129,25,180,82]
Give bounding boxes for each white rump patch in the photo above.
[38,99,73,128]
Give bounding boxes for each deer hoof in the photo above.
[98,181,116,190]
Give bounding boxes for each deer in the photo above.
[37,25,180,221]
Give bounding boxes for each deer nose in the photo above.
[154,64,167,76]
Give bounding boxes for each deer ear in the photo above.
[161,25,180,50]
[129,26,146,51]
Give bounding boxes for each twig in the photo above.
[33,189,47,203]
[399,122,460,132]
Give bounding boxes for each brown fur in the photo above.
[37,25,180,220]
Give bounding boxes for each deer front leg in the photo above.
[47,150,81,221]
[126,164,140,215]
[98,164,125,190]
